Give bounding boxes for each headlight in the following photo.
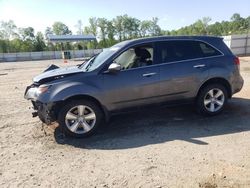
[37,84,51,94]
[24,85,51,100]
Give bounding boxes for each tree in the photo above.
[52,22,72,35]
[19,27,35,41]
[0,39,8,52]
[52,22,72,50]
[231,13,241,22]
[140,20,152,37]
[0,20,18,40]
[10,38,32,52]
[201,17,212,34]
[0,20,19,52]
[34,32,46,51]
[44,27,54,50]
[121,14,131,39]
[75,20,83,35]
[230,13,246,33]
[83,26,91,34]
[1,13,250,52]
[113,16,124,41]
[97,18,108,46]
[106,21,116,46]
[89,17,98,36]
[246,16,250,32]
[208,22,223,36]
[45,27,53,38]
[129,17,141,38]
[189,17,212,35]
[150,17,161,36]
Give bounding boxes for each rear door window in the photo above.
[157,40,222,64]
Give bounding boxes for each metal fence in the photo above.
[223,34,250,56]
[0,49,102,62]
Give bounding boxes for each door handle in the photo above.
[142,72,157,77]
[193,64,206,68]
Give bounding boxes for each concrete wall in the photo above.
[223,34,250,55]
[0,49,102,62]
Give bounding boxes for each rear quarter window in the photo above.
[199,42,222,57]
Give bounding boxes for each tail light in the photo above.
[234,56,240,66]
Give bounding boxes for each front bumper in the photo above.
[32,101,56,124]
[24,86,56,124]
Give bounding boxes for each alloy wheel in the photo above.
[204,88,225,112]
[65,105,96,134]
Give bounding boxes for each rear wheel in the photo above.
[58,100,103,138]
[196,84,228,116]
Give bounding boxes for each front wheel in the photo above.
[58,100,103,138]
[196,84,228,116]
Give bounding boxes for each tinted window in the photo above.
[158,40,222,64]
[199,42,221,57]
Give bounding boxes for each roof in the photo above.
[114,35,223,49]
[48,35,96,42]
[130,35,222,43]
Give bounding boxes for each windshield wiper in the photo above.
[85,58,95,71]
[78,53,100,69]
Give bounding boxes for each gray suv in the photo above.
[24,36,244,137]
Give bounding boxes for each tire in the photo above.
[196,84,228,116]
[58,99,103,138]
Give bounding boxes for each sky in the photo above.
[0,0,250,34]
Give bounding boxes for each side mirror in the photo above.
[107,62,121,73]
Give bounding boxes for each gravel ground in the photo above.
[0,58,250,188]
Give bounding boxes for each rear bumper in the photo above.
[232,75,244,95]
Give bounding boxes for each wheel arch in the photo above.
[54,94,110,122]
[196,77,232,99]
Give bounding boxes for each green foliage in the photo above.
[166,14,250,36]
[150,17,161,36]
[0,13,250,52]
[52,21,72,35]
[45,27,53,39]
[113,15,123,41]
[19,27,35,40]
[0,20,18,40]
[88,17,98,36]
[97,17,108,45]
[0,39,8,53]
[34,32,46,51]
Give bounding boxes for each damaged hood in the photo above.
[33,65,82,83]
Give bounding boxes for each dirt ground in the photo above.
[0,57,250,188]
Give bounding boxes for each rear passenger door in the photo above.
[155,40,220,101]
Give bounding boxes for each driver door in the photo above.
[101,44,160,111]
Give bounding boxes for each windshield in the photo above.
[81,46,121,72]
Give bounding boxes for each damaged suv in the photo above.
[24,36,244,137]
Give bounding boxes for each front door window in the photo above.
[114,45,154,70]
